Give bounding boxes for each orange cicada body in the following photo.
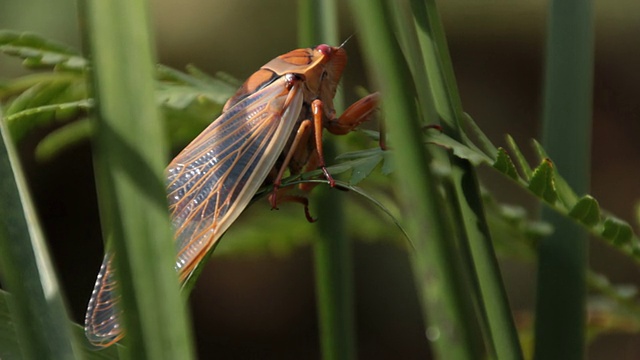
[85,44,379,347]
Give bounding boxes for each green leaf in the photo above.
[425,131,493,166]
[0,291,21,360]
[35,118,94,161]
[532,139,579,208]
[381,149,394,175]
[602,217,633,246]
[4,78,89,142]
[0,30,87,70]
[506,134,532,181]
[569,195,601,227]
[348,153,383,185]
[0,289,122,360]
[0,107,81,358]
[156,64,237,105]
[493,147,518,180]
[528,159,558,204]
[461,112,498,158]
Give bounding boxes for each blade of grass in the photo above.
[349,0,484,358]
[80,0,195,357]
[534,0,593,358]
[298,1,356,359]
[410,0,523,358]
[0,109,82,359]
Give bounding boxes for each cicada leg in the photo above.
[270,93,381,221]
[269,119,313,209]
[324,92,380,136]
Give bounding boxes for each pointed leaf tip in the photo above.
[493,147,518,180]
[528,158,557,204]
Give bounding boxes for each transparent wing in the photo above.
[84,252,122,347]
[167,75,302,278]
[85,75,303,346]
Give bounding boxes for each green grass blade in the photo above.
[348,0,484,357]
[410,1,523,358]
[81,0,195,357]
[298,1,356,359]
[0,109,82,359]
[534,0,594,358]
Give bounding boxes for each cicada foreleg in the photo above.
[324,92,381,136]
[269,93,381,221]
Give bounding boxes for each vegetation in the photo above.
[1,0,639,359]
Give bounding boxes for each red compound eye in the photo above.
[316,44,332,56]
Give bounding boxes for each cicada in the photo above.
[85,44,379,347]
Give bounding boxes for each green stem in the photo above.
[81,0,195,357]
[298,1,356,359]
[412,1,523,358]
[535,0,593,358]
[0,108,81,359]
[349,0,481,358]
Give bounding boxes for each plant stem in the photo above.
[81,0,195,357]
[535,0,593,358]
[299,1,356,359]
[349,0,482,358]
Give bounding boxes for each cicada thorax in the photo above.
[224,45,348,184]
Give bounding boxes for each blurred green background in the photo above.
[2,0,640,358]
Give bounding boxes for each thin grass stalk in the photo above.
[349,0,483,358]
[298,1,356,359]
[81,0,195,357]
[534,0,593,358]
[387,4,486,355]
[0,110,82,359]
[409,1,524,358]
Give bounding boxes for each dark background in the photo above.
[2,1,640,358]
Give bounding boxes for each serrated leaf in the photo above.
[569,195,601,227]
[506,134,532,181]
[0,31,87,70]
[531,139,579,208]
[528,159,558,204]
[493,147,518,180]
[602,217,633,246]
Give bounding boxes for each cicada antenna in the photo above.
[339,33,356,49]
